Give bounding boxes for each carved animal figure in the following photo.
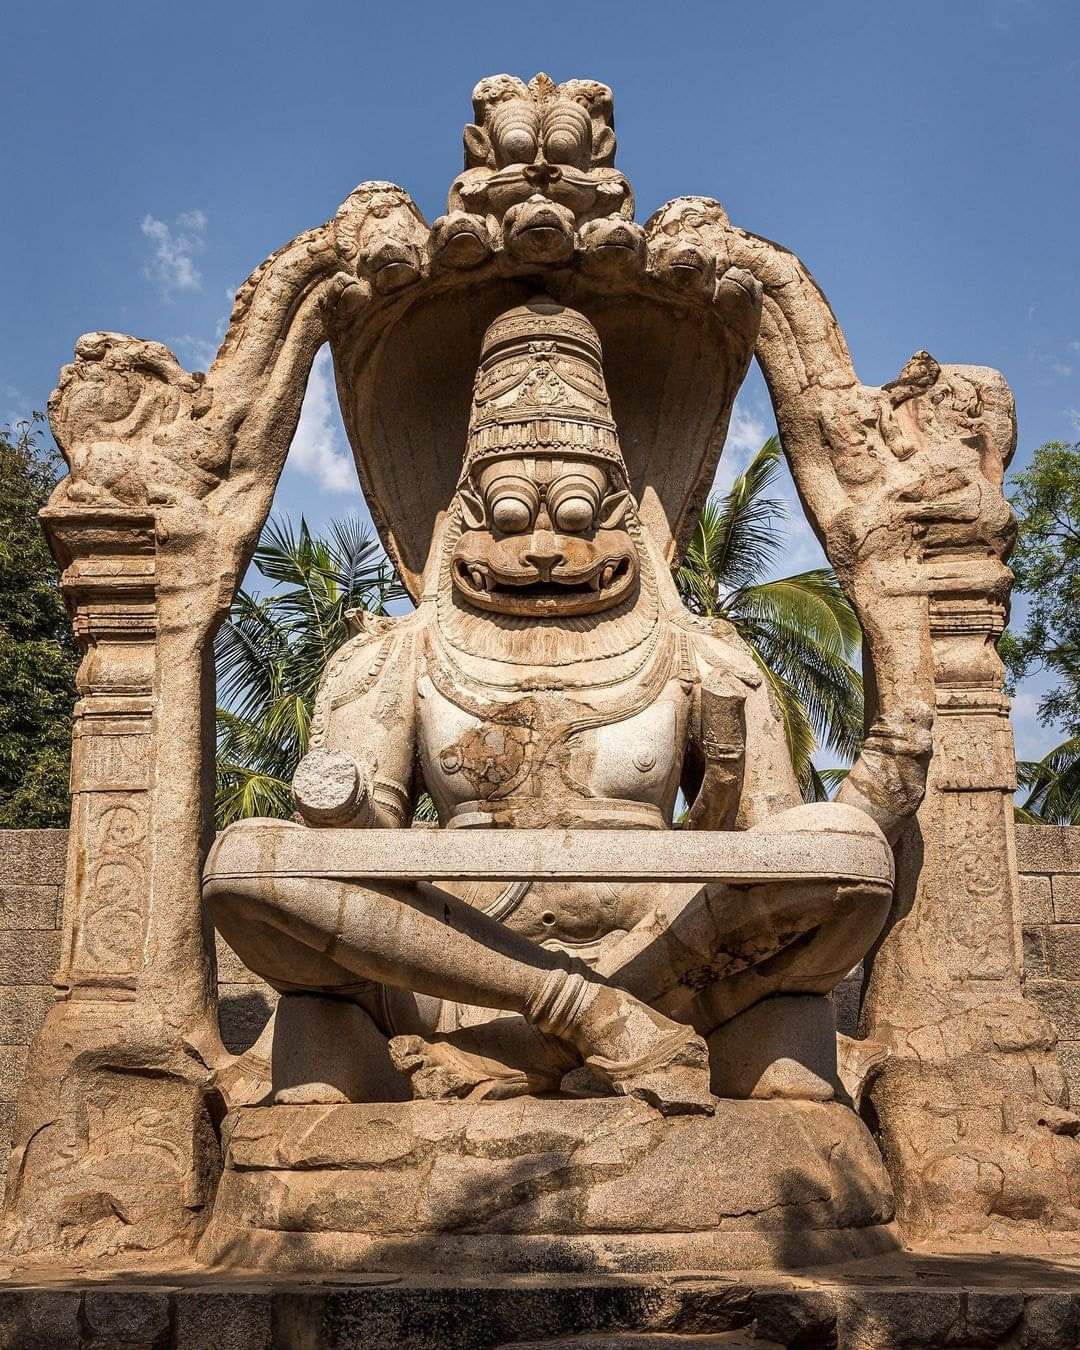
[433,73,637,268]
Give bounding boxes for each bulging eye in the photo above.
[500,126,538,164]
[543,100,592,167]
[552,496,595,532]
[489,102,540,167]
[548,471,602,533]
[491,495,534,533]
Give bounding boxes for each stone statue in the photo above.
[204,297,894,1116]
[8,70,1073,1280]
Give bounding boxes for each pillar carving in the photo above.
[860,574,1080,1242]
[48,509,158,998]
[663,200,1080,1242]
[3,223,348,1261]
[8,70,1076,1272]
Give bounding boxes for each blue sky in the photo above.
[4,0,1078,762]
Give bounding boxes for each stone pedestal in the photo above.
[199,1098,898,1274]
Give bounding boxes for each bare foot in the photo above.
[389,1031,566,1103]
[566,987,715,1116]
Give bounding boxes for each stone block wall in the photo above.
[1017,824,1080,1103]
[0,831,65,1170]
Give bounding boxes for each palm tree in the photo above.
[675,436,863,794]
[214,517,406,827]
[1015,736,1080,825]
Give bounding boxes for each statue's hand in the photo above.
[292,748,371,827]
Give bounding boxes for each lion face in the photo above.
[451,454,638,618]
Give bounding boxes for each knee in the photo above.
[750,800,888,845]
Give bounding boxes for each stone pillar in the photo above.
[861,562,1080,1242]
[2,508,224,1264]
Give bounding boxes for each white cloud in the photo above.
[1009,690,1063,764]
[726,399,771,457]
[287,347,356,492]
[174,335,219,370]
[141,210,207,295]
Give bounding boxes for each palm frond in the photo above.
[747,648,817,781]
[734,570,861,658]
[1016,735,1080,825]
[675,436,865,777]
[676,438,787,605]
[214,515,404,829]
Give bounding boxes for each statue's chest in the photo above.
[416,673,692,823]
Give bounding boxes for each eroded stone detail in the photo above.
[6,70,1062,1278]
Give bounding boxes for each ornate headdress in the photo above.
[461,298,628,483]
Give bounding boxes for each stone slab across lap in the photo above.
[205,824,894,887]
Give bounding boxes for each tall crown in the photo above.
[462,298,628,481]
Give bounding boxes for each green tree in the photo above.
[1015,736,1080,826]
[214,517,406,826]
[1001,440,1080,824]
[1001,440,1080,734]
[675,436,863,794]
[0,416,79,827]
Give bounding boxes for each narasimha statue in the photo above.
[204,298,895,1114]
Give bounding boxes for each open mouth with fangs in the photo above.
[452,555,637,615]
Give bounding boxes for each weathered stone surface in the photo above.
[0,831,67,887]
[0,1260,1077,1349]
[82,1288,171,1341]
[1046,924,1080,979]
[0,886,59,932]
[0,933,59,986]
[172,1290,274,1349]
[1019,874,1053,924]
[1017,824,1080,876]
[200,1098,896,1273]
[1020,1291,1080,1348]
[0,988,52,1047]
[1057,1040,1080,1103]
[1052,874,1080,923]
[0,1290,81,1349]
[0,1049,29,1102]
[1027,978,1080,1040]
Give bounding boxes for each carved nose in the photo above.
[524,160,561,188]
[524,531,565,576]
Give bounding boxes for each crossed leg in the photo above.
[205,805,890,1110]
[203,865,713,1114]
